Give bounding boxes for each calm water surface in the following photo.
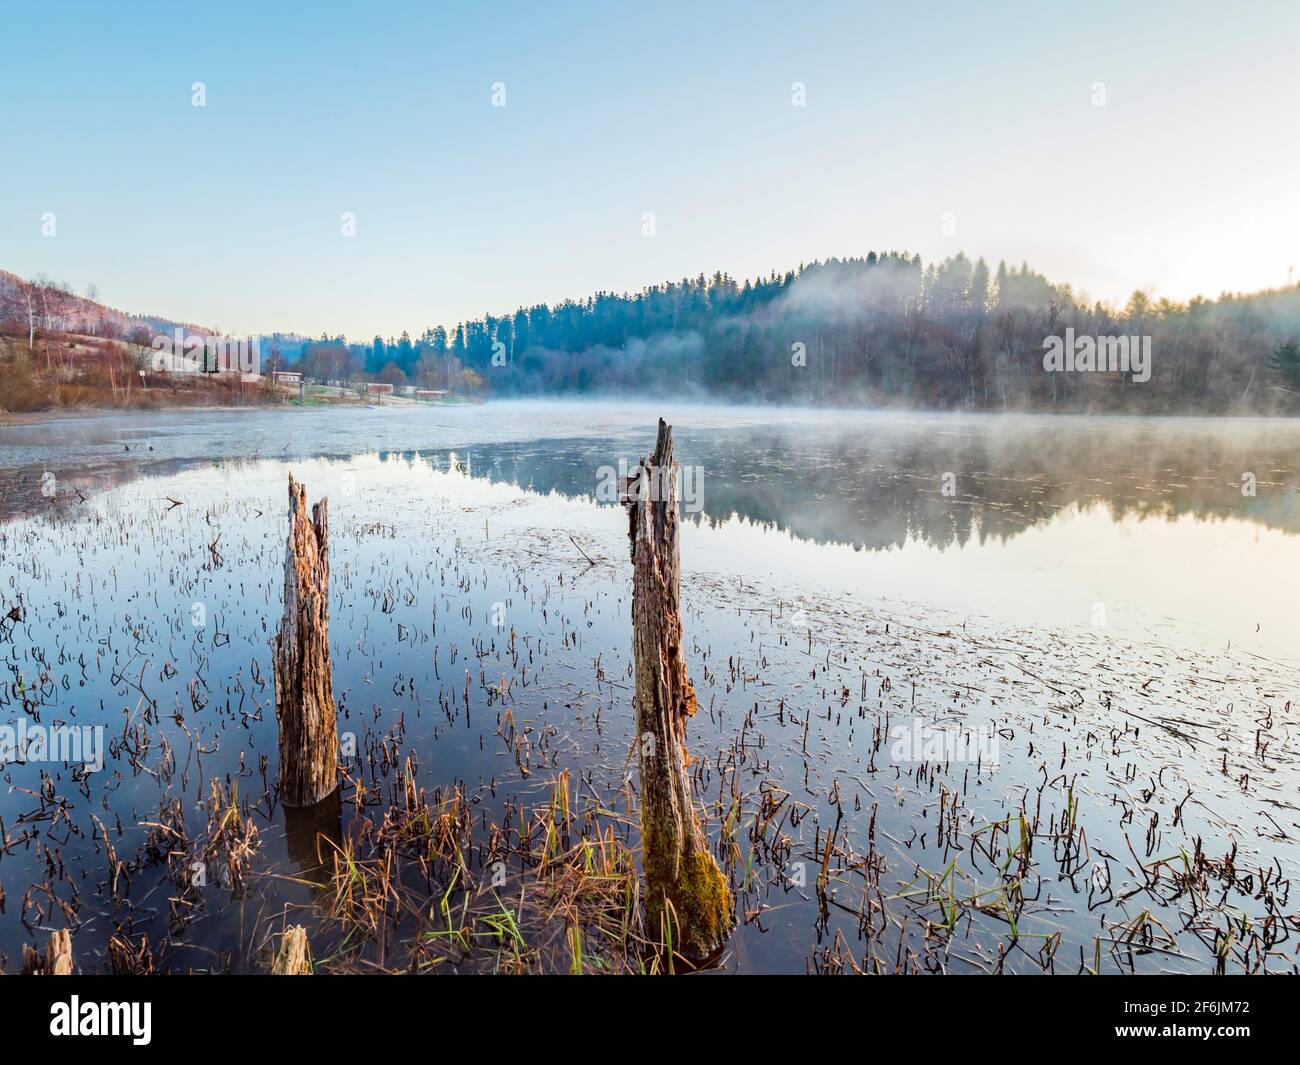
[1,402,1297,973]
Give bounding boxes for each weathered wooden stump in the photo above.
[272,475,339,807]
[21,929,72,975]
[271,925,312,974]
[624,419,733,957]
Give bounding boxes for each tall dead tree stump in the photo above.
[624,419,733,957]
[272,475,339,807]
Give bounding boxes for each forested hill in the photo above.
[313,253,1297,414]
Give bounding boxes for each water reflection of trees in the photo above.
[6,420,1299,552]
[404,421,1300,553]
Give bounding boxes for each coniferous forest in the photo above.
[286,253,1300,414]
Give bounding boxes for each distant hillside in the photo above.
[0,269,210,341]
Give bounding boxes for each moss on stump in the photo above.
[648,849,735,956]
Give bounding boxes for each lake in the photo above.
[1,401,1297,973]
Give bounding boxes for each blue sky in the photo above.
[2,1,1297,338]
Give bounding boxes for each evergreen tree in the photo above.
[1267,339,1300,390]
[368,336,386,374]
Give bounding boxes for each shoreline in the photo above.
[7,398,1300,431]
[0,404,279,427]
[0,395,475,427]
